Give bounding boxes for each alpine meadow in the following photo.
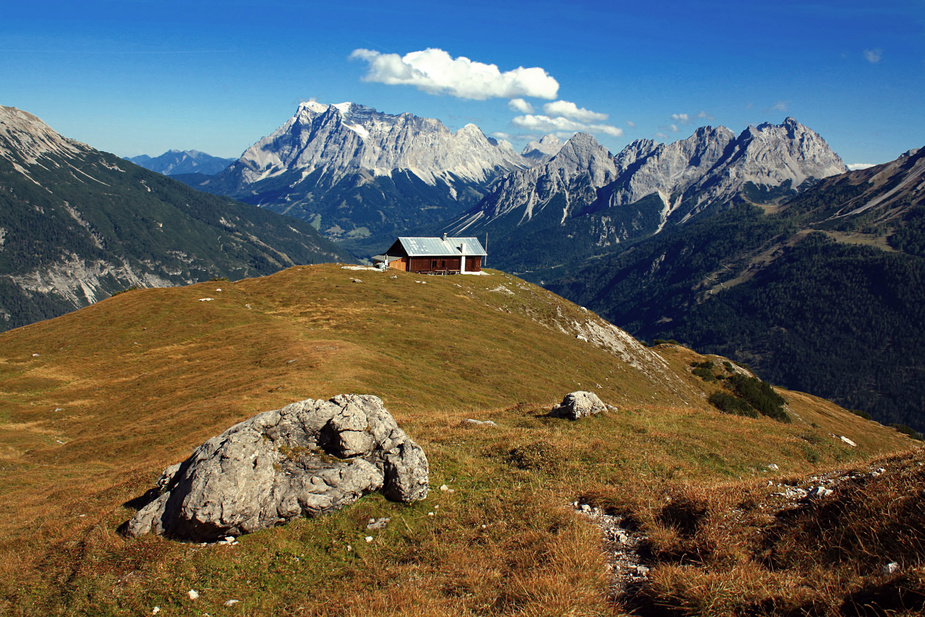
[3,1,925,615]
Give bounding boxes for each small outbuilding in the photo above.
[375,234,487,274]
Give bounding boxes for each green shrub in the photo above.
[889,423,924,441]
[709,391,758,418]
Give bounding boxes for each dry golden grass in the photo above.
[0,264,917,615]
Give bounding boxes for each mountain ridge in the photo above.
[0,105,350,332]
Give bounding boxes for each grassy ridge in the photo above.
[0,264,916,615]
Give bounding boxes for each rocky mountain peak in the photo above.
[233,102,527,187]
[0,106,84,166]
[522,134,564,164]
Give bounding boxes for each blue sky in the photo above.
[3,0,923,167]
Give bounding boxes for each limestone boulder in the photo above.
[124,394,429,541]
[550,391,608,420]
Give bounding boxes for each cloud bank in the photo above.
[350,48,559,100]
[511,113,623,137]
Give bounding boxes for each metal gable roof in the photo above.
[394,236,487,257]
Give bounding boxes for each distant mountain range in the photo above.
[545,147,925,431]
[179,101,530,255]
[127,150,236,176]
[0,105,350,332]
[444,117,848,275]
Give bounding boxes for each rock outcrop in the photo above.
[550,391,608,420]
[125,394,429,541]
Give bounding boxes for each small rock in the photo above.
[366,517,390,530]
[463,418,496,427]
[428,511,435,516]
[439,484,449,491]
[198,298,213,302]
[152,608,160,615]
[188,589,200,600]
[840,436,858,447]
[767,463,779,471]
[882,562,901,575]
[365,535,373,543]
[808,486,833,499]
[224,599,240,607]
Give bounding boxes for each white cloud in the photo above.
[768,101,789,112]
[696,110,715,121]
[543,100,608,122]
[671,113,690,124]
[626,120,636,128]
[350,48,559,100]
[508,98,534,113]
[864,48,883,63]
[848,163,876,171]
[670,124,680,132]
[511,114,623,137]
[491,131,513,140]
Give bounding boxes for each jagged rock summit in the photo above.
[125,395,429,542]
[522,134,564,164]
[229,100,527,187]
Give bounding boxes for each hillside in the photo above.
[0,264,917,616]
[545,147,925,433]
[0,106,351,332]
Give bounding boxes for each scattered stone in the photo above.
[351,278,363,283]
[462,418,497,427]
[840,435,858,447]
[152,608,160,615]
[808,486,834,499]
[124,395,429,542]
[767,463,779,471]
[366,517,390,530]
[188,589,200,600]
[550,391,608,420]
[439,484,449,491]
[198,298,213,302]
[224,599,240,607]
[365,535,373,543]
[576,502,650,601]
[882,561,901,575]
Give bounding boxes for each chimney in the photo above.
[442,232,447,241]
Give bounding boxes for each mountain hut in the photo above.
[375,235,487,274]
